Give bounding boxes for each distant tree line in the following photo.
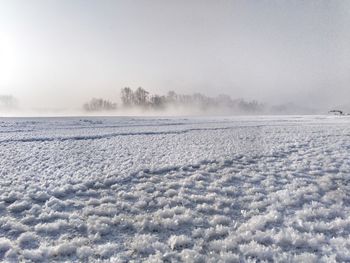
[119,87,264,113]
[83,98,117,112]
[82,87,265,113]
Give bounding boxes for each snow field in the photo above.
[0,116,349,262]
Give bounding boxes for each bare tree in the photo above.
[120,87,134,107]
[150,95,166,109]
[133,87,149,107]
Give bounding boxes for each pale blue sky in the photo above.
[0,0,349,110]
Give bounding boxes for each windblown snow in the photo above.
[0,116,349,262]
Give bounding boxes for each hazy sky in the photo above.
[0,0,349,110]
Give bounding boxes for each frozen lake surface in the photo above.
[0,115,350,262]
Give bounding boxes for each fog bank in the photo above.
[1,1,350,115]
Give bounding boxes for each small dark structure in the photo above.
[329,110,346,115]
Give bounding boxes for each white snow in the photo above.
[0,115,350,262]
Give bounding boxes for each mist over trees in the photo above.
[82,87,265,114]
[83,98,117,112]
[118,87,264,114]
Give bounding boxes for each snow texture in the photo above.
[0,115,349,262]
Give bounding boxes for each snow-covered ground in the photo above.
[0,115,349,262]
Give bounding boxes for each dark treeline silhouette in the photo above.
[82,87,265,114]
